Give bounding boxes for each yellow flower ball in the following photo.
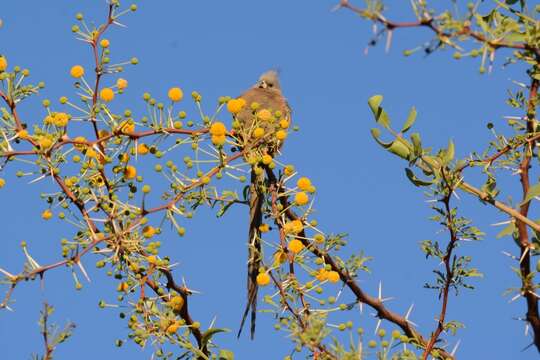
[100,87,115,102]
[288,239,304,254]
[314,234,325,244]
[124,165,137,179]
[211,134,226,146]
[253,127,265,138]
[256,272,271,286]
[17,129,29,139]
[0,56,7,72]
[116,78,128,90]
[209,122,227,136]
[259,223,270,233]
[137,143,149,155]
[52,112,70,127]
[327,270,340,283]
[38,136,53,149]
[201,176,211,184]
[168,87,184,102]
[294,191,309,206]
[284,219,303,234]
[142,225,156,238]
[118,120,135,134]
[100,39,110,48]
[261,154,273,165]
[169,295,184,311]
[42,209,53,220]
[147,255,158,264]
[276,130,288,141]
[166,323,179,334]
[70,65,85,78]
[297,177,312,191]
[227,98,246,114]
[0,178,5,189]
[257,109,273,122]
[279,119,290,129]
[284,164,295,176]
[117,282,129,292]
[73,136,87,151]
[315,268,328,282]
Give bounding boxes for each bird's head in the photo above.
[256,70,281,91]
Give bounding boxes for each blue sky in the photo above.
[0,1,537,359]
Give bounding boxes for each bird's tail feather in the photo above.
[238,170,264,339]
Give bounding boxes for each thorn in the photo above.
[450,339,460,356]
[77,260,91,283]
[374,318,382,334]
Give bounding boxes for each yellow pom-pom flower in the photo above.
[142,225,156,238]
[284,219,303,234]
[38,136,53,150]
[70,65,84,78]
[166,323,179,334]
[169,295,184,311]
[276,130,287,141]
[168,87,184,102]
[256,272,271,286]
[0,178,5,189]
[279,119,290,129]
[227,98,246,114]
[253,127,265,138]
[288,239,304,253]
[284,165,295,176]
[259,223,270,233]
[261,154,273,165]
[327,270,340,283]
[17,129,29,139]
[100,39,110,48]
[0,56,7,72]
[211,135,226,146]
[124,165,137,179]
[100,87,115,102]
[118,120,135,134]
[116,78,128,90]
[316,268,328,282]
[297,177,312,191]
[42,209,53,220]
[137,143,149,155]
[294,191,309,206]
[147,255,158,264]
[209,122,227,136]
[257,109,273,122]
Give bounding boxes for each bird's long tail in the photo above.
[238,169,264,339]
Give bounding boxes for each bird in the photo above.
[234,70,291,339]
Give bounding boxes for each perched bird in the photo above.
[235,70,291,339]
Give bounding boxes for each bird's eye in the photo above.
[268,83,273,88]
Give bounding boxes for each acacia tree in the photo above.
[1,1,539,359]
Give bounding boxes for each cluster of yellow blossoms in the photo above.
[44,112,70,127]
[209,122,227,146]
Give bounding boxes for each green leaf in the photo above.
[405,168,433,187]
[367,95,391,129]
[370,128,392,148]
[202,328,230,348]
[496,222,515,239]
[522,182,540,205]
[401,107,417,133]
[442,139,455,164]
[388,138,411,159]
[219,349,235,360]
[410,132,422,157]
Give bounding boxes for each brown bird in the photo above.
[235,70,291,339]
